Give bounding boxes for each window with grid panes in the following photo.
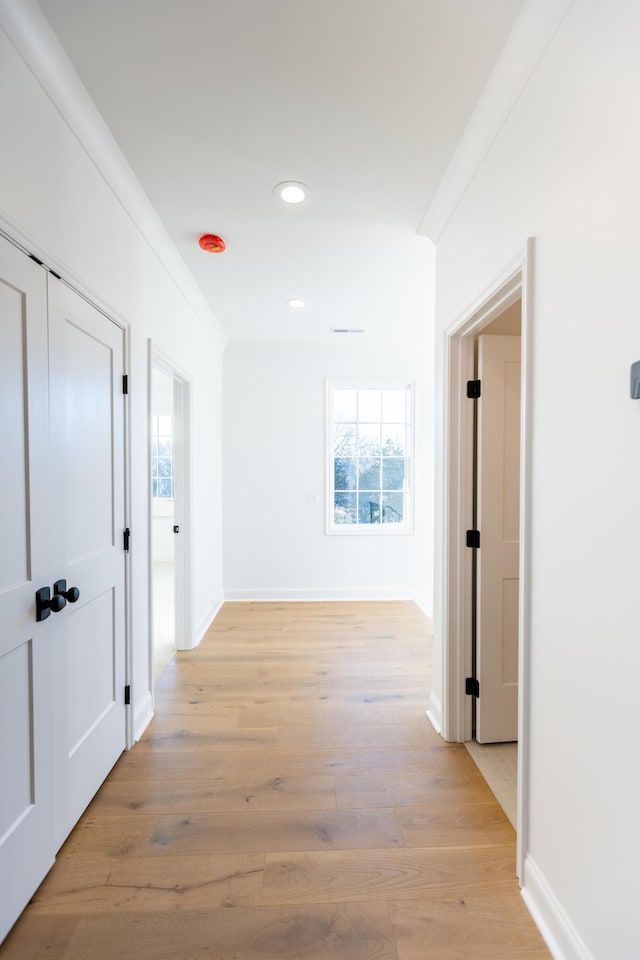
[151,414,174,499]
[328,382,412,532]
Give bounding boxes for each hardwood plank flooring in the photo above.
[1,601,550,959]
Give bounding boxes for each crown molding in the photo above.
[419,0,575,243]
[0,0,227,348]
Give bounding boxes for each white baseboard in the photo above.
[133,690,153,743]
[195,597,223,646]
[224,587,423,603]
[522,855,595,960]
[426,691,443,735]
[412,595,433,621]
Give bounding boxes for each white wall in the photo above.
[0,4,226,739]
[223,328,435,612]
[431,2,640,957]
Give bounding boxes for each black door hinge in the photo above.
[465,677,480,697]
[29,253,44,266]
[123,527,131,552]
[466,379,481,398]
[466,529,480,549]
[122,374,129,394]
[124,684,131,705]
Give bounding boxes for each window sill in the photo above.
[327,525,414,536]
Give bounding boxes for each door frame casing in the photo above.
[439,239,534,879]
[148,344,195,677]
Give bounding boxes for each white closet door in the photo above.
[476,334,521,743]
[0,238,55,942]
[48,277,127,848]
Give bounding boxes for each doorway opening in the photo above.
[149,350,193,682]
[442,242,533,876]
[465,297,522,828]
[151,363,175,677]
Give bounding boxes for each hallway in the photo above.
[2,602,549,958]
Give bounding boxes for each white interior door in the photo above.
[48,278,127,848]
[476,334,521,743]
[0,240,55,941]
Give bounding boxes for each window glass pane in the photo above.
[158,415,173,436]
[334,492,356,524]
[382,458,404,490]
[382,493,403,522]
[334,423,357,456]
[152,440,158,457]
[358,390,381,422]
[158,439,173,457]
[382,390,406,423]
[152,479,158,497]
[157,457,172,478]
[358,458,381,489]
[335,458,356,490]
[335,390,357,422]
[357,423,381,456]
[382,426,405,455]
[158,478,173,498]
[358,494,381,524]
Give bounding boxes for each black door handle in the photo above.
[54,579,80,603]
[35,587,66,622]
[173,525,179,533]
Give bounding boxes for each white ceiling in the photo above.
[36,0,524,343]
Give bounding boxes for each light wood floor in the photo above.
[153,561,175,680]
[2,601,550,959]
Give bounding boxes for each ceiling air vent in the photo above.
[330,328,365,334]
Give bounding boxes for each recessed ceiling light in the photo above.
[286,298,305,309]
[274,181,311,205]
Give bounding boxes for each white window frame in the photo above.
[151,413,174,502]
[326,378,414,535]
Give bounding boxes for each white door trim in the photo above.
[172,373,194,651]
[148,345,195,671]
[441,238,534,880]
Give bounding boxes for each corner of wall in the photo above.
[426,692,443,736]
[132,690,154,743]
[194,597,224,648]
[521,856,596,960]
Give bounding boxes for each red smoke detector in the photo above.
[198,233,226,253]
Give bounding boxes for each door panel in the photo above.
[49,278,126,849]
[0,281,30,588]
[67,588,117,753]
[0,644,33,827]
[64,319,115,560]
[0,238,55,943]
[476,334,521,743]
